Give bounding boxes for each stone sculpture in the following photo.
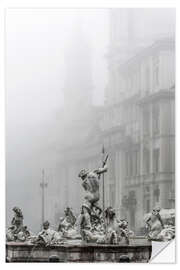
[76,158,134,245]
[6,207,31,242]
[103,207,133,244]
[78,170,102,215]
[33,220,62,246]
[57,207,81,240]
[58,207,76,232]
[6,156,135,246]
[78,205,134,244]
[77,164,107,242]
[64,207,76,226]
[145,207,175,241]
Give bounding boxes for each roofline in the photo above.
[118,37,175,72]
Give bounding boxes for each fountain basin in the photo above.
[6,237,152,262]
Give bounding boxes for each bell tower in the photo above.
[63,20,93,120]
[60,18,95,146]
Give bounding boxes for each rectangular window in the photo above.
[153,148,160,173]
[143,108,150,135]
[144,186,150,194]
[125,152,135,178]
[154,185,160,203]
[152,103,160,135]
[134,151,137,176]
[133,150,139,176]
[137,150,140,174]
[143,148,150,174]
[125,152,129,177]
[143,186,150,212]
[145,66,150,93]
[146,199,150,213]
[153,55,159,88]
[129,154,133,177]
[155,66,159,86]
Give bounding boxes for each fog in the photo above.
[6,8,175,232]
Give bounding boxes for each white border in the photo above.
[0,0,179,268]
[0,0,178,8]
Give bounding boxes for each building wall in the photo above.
[101,37,175,233]
[55,12,175,233]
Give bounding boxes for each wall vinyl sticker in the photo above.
[5,7,175,263]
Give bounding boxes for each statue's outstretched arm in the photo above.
[94,165,107,176]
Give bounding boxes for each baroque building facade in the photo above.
[55,10,175,233]
[101,38,175,232]
[101,9,175,232]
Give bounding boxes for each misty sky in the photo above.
[6,9,109,230]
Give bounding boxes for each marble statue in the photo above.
[77,160,134,244]
[33,220,62,246]
[15,226,32,242]
[103,207,133,244]
[145,207,164,239]
[64,207,76,226]
[6,207,31,242]
[78,204,133,244]
[58,207,76,232]
[57,208,81,240]
[77,165,107,243]
[6,155,136,246]
[145,207,175,241]
[78,165,107,219]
